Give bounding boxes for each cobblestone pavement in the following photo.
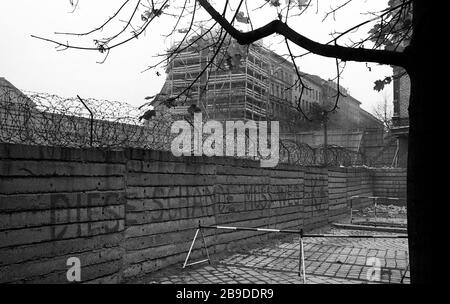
[144,227,410,284]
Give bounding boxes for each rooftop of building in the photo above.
[0,77,36,107]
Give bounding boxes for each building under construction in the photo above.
[155,33,305,132]
[154,34,382,134]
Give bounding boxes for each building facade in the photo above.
[320,79,361,130]
[292,74,324,117]
[390,66,410,167]
[157,36,303,132]
[155,36,382,134]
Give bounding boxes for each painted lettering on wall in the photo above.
[50,192,122,240]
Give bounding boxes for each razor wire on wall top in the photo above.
[278,139,364,167]
[0,86,366,166]
[0,86,175,151]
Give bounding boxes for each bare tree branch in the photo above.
[198,0,407,67]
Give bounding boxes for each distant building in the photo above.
[0,77,36,107]
[390,66,410,167]
[154,35,383,134]
[292,73,324,117]
[359,108,385,130]
[156,36,299,132]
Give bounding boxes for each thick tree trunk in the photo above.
[406,1,432,284]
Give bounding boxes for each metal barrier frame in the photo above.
[182,221,212,269]
[183,221,408,284]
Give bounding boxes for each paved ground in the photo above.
[143,225,410,284]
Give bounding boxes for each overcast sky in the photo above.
[0,0,394,113]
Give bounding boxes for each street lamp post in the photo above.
[323,111,328,166]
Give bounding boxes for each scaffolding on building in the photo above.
[161,34,297,129]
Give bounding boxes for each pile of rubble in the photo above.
[359,204,407,218]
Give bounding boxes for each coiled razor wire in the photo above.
[0,86,366,166]
[278,140,365,167]
[0,87,175,151]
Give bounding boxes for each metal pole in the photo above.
[199,226,211,265]
[200,225,407,238]
[77,95,93,147]
[350,197,353,224]
[300,229,306,284]
[373,197,377,222]
[401,261,409,284]
[298,230,302,277]
[183,228,200,269]
[323,112,328,166]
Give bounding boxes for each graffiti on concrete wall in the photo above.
[50,192,123,240]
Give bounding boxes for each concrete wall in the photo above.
[281,131,363,151]
[372,168,407,202]
[327,167,374,222]
[0,144,126,283]
[123,150,218,279]
[0,143,406,283]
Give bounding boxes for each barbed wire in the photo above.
[0,87,175,150]
[0,86,366,166]
[279,140,364,167]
